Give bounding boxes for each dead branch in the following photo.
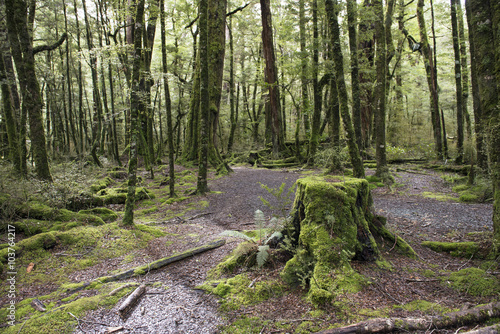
[100,239,226,283]
[118,284,146,318]
[316,302,500,334]
[108,283,139,296]
[30,299,46,312]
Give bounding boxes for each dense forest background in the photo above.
[0,0,499,246]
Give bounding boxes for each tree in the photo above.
[260,0,283,156]
[325,0,365,179]
[417,0,443,159]
[160,0,175,198]
[465,0,500,252]
[450,0,464,164]
[5,0,54,181]
[373,0,388,180]
[123,0,146,226]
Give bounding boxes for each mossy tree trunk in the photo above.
[307,0,322,165]
[325,0,365,178]
[123,0,146,226]
[196,0,210,194]
[417,0,443,160]
[373,0,388,179]
[281,176,415,306]
[451,0,464,164]
[299,0,310,156]
[346,0,361,151]
[5,0,52,181]
[466,0,500,251]
[160,0,175,198]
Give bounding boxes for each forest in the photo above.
[0,0,499,332]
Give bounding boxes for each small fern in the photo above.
[257,245,270,267]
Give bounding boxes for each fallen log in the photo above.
[101,239,226,283]
[118,284,146,318]
[316,302,500,334]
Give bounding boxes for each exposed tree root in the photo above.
[317,302,500,333]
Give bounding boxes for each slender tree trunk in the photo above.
[417,0,443,159]
[227,13,237,153]
[123,0,146,226]
[374,0,388,179]
[160,0,175,197]
[82,0,103,167]
[325,0,365,178]
[6,0,52,181]
[308,0,322,165]
[456,1,471,140]
[260,0,283,156]
[347,0,361,150]
[451,0,464,164]
[299,0,310,153]
[197,0,210,194]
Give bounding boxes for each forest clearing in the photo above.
[0,160,498,333]
[1,0,500,332]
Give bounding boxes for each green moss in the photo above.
[78,207,117,222]
[445,268,500,296]
[205,273,284,311]
[394,300,455,314]
[421,192,458,202]
[211,242,257,277]
[220,316,269,334]
[96,187,154,205]
[459,192,480,203]
[165,196,189,205]
[135,224,167,237]
[0,284,135,334]
[421,241,479,257]
[90,176,113,193]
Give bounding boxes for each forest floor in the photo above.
[1,163,498,333]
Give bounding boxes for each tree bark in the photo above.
[347,0,361,150]
[325,0,365,179]
[451,0,464,164]
[160,0,175,198]
[5,0,52,181]
[122,0,145,226]
[260,0,283,156]
[417,0,443,159]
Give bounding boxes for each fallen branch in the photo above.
[100,239,226,283]
[187,212,214,220]
[118,284,146,318]
[30,299,46,312]
[316,302,500,334]
[108,283,139,296]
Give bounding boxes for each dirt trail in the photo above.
[75,166,494,334]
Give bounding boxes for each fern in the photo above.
[257,245,270,267]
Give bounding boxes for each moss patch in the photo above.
[421,241,480,258]
[444,268,500,296]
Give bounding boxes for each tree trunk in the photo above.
[417,0,443,159]
[325,0,365,179]
[5,0,52,181]
[374,0,388,180]
[451,0,464,164]
[160,0,175,198]
[307,0,322,165]
[260,0,283,156]
[123,0,146,226]
[299,0,310,152]
[347,0,362,150]
[197,0,210,194]
[456,1,471,140]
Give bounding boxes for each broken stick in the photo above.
[118,284,146,317]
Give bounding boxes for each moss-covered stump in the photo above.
[281,176,415,306]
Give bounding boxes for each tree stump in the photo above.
[281,176,415,306]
